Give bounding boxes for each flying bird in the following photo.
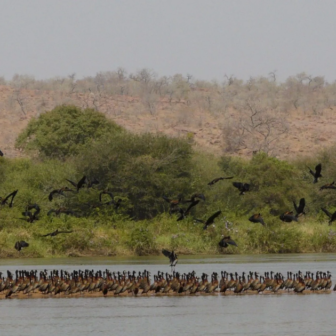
[162,249,178,270]
[218,236,238,248]
[321,207,336,225]
[0,190,18,207]
[208,176,234,186]
[232,182,250,195]
[279,211,298,223]
[293,198,306,217]
[195,210,222,230]
[41,229,73,237]
[21,204,40,223]
[308,163,322,183]
[320,182,336,191]
[48,187,73,201]
[249,213,265,226]
[66,175,87,192]
[14,241,29,252]
[162,194,183,214]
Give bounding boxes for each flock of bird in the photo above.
[0,268,333,299]
[0,148,335,271]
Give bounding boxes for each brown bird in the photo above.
[320,181,336,191]
[279,211,298,222]
[232,182,250,195]
[208,176,234,186]
[41,229,73,237]
[162,194,183,214]
[0,190,18,207]
[308,163,322,183]
[249,213,265,226]
[195,210,222,230]
[14,241,29,252]
[218,236,237,248]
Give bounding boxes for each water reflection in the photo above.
[0,254,335,336]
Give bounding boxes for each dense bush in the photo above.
[16,105,123,158]
[74,132,194,219]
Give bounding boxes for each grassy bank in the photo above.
[1,213,336,258]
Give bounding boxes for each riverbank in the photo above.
[1,216,335,258]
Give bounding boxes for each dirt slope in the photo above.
[0,84,335,160]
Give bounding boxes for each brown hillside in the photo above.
[1,72,335,160]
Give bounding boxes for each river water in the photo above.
[0,254,335,336]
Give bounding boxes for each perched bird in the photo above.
[232,182,250,195]
[47,207,76,217]
[48,187,73,201]
[208,176,234,186]
[249,213,265,226]
[22,204,40,223]
[162,249,178,270]
[321,208,336,225]
[279,211,298,223]
[195,210,222,230]
[218,236,237,248]
[308,163,322,183]
[0,149,3,156]
[293,198,306,217]
[320,181,336,191]
[41,229,73,237]
[14,241,29,252]
[0,190,18,207]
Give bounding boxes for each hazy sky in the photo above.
[1,0,336,82]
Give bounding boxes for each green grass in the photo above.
[1,212,336,258]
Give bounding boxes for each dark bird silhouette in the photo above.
[208,176,234,186]
[232,182,250,195]
[280,211,298,222]
[99,190,122,210]
[293,198,306,217]
[162,194,183,214]
[162,249,178,269]
[320,181,336,191]
[48,187,73,201]
[195,210,222,230]
[22,204,40,223]
[219,236,238,248]
[249,213,265,226]
[47,207,76,217]
[66,175,87,191]
[0,190,18,207]
[41,229,73,237]
[184,193,205,203]
[14,241,29,252]
[321,207,336,225]
[0,149,3,156]
[308,163,322,183]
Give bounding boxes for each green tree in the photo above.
[15,105,123,158]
